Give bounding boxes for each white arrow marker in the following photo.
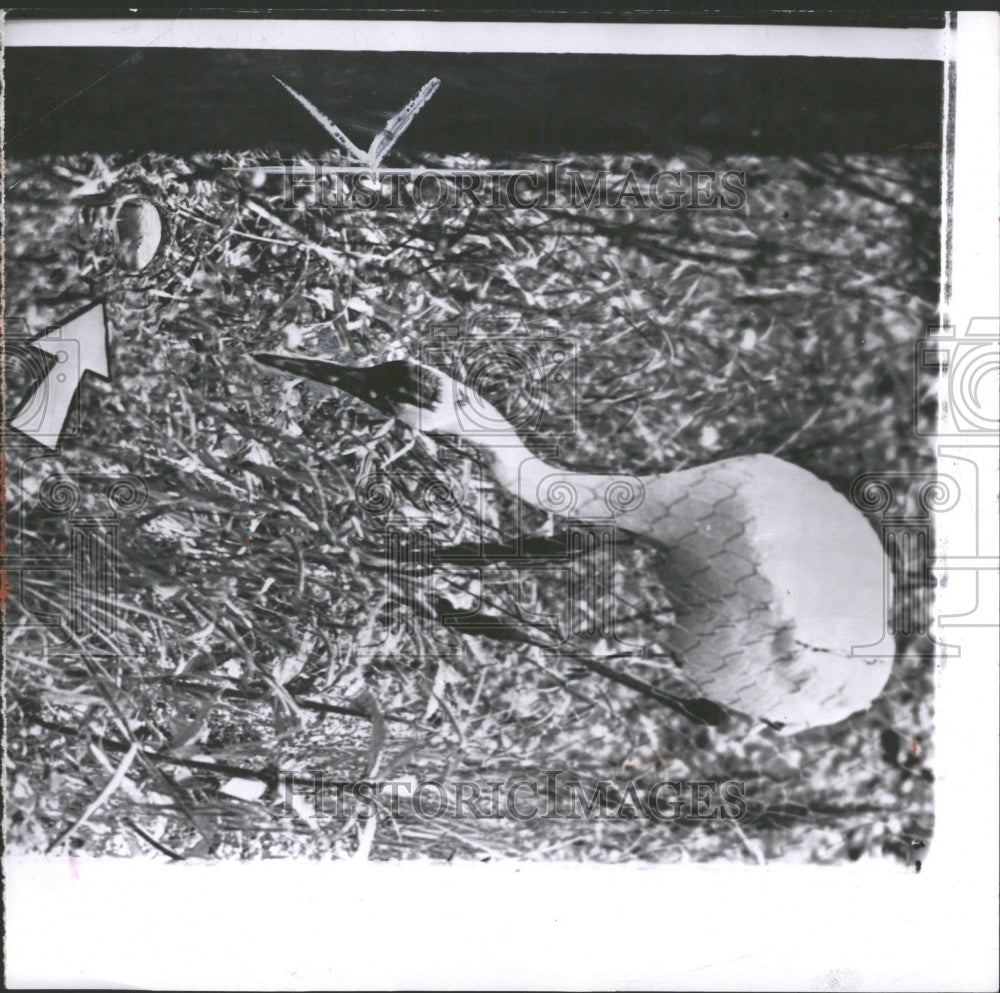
[10,302,110,450]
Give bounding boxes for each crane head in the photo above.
[253,353,506,438]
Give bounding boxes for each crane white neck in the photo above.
[464,433,650,524]
[408,364,662,530]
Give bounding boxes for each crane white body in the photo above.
[256,352,894,733]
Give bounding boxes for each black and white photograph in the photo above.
[3,9,998,990]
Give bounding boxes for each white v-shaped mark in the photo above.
[273,76,441,168]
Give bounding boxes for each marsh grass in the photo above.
[5,147,937,862]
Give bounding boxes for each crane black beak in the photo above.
[253,352,397,415]
[254,352,352,386]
